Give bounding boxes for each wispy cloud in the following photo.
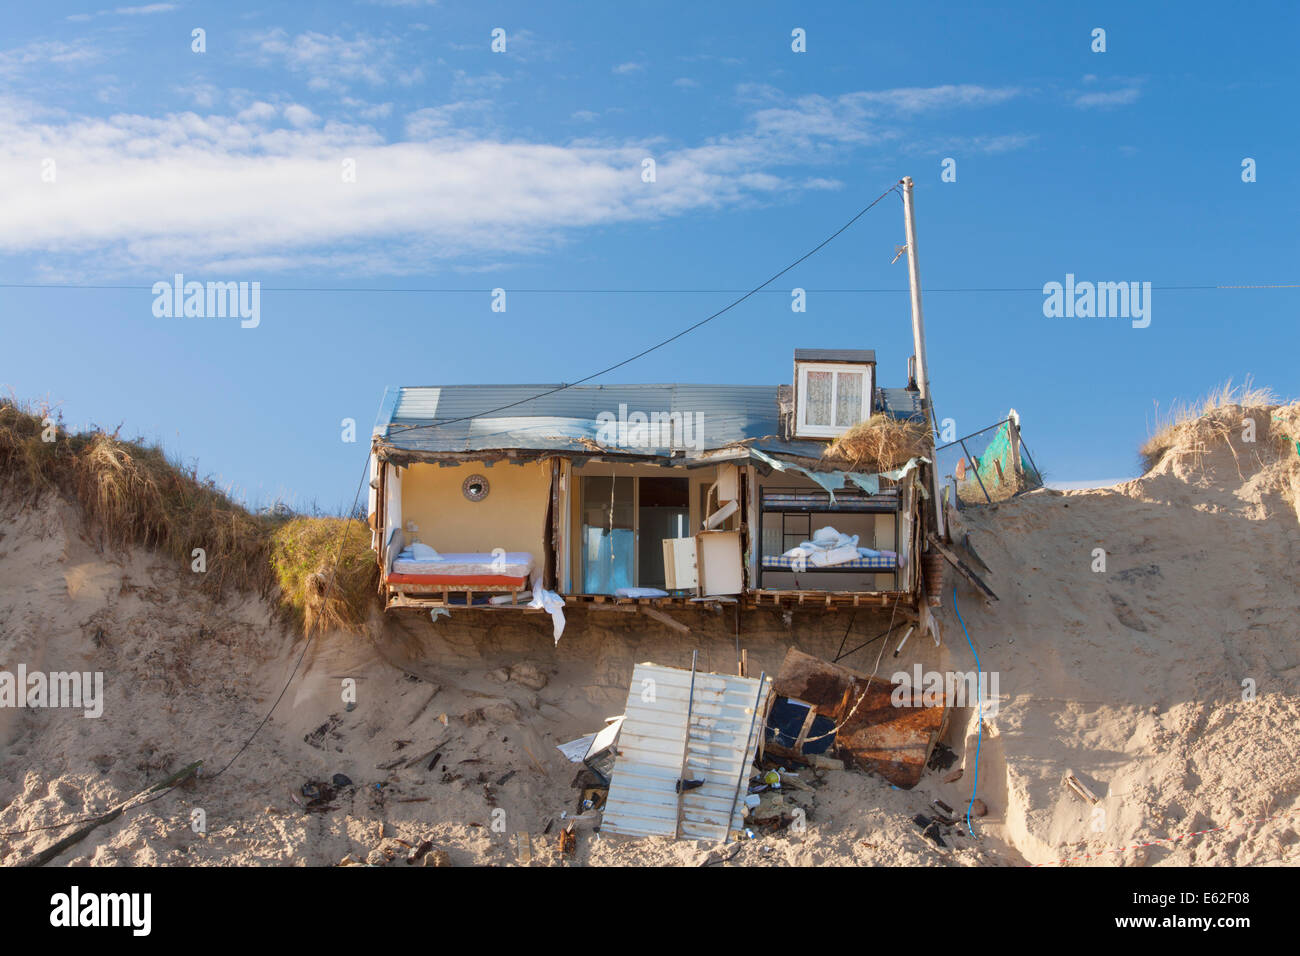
[744,83,1024,148]
[924,133,1038,155]
[0,80,1033,275]
[115,3,177,14]
[0,39,104,77]
[250,29,419,91]
[1073,87,1141,109]
[67,3,176,19]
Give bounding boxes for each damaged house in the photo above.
[367,347,948,633]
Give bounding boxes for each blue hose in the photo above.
[951,585,981,833]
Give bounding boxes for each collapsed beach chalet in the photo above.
[367,349,944,632]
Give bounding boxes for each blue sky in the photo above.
[1,1,1296,509]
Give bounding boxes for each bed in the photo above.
[761,552,897,571]
[384,532,534,589]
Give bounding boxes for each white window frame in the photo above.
[795,362,874,438]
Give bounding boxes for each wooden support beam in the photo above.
[926,533,999,603]
[640,606,691,634]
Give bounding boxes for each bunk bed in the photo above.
[756,485,902,591]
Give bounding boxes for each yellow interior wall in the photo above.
[400,460,551,571]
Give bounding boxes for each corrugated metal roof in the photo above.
[378,383,782,457]
[601,662,771,842]
[794,348,876,364]
[374,381,922,460]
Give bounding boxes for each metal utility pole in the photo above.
[900,176,945,540]
[901,177,931,405]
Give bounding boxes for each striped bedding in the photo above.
[762,552,897,570]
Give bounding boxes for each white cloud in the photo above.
[65,3,175,19]
[283,104,320,128]
[452,70,508,92]
[1073,87,1140,109]
[855,84,1023,111]
[343,97,394,120]
[236,101,277,123]
[0,39,103,77]
[250,29,410,91]
[176,82,222,109]
[0,80,1032,276]
[745,84,1023,148]
[927,133,1037,155]
[115,3,178,14]
[403,101,493,139]
[613,61,646,75]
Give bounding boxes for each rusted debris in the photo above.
[766,648,947,789]
[406,838,434,864]
[557,821,577,857]
[927,742,958,771]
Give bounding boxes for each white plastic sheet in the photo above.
[528,588,567,644]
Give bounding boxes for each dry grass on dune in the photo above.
[1139,378,1297,475]
[270,517,377,635]
[823,414,930,471]
[0,398,375,633]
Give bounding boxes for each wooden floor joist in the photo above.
[386,588,919,614]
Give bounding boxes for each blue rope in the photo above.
[952,585,981,832]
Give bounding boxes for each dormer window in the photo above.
[793,349,875,439]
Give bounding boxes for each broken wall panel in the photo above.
[601,662,770,843]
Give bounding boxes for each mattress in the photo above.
[388,551,534,588]
[386,572,530,588]
[762,552,896,570]
[762,492,892,510]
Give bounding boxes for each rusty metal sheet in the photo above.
[770,648,945,789]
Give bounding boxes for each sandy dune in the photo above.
[1,405,1297,866]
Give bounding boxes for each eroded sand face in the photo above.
[1,416,1297,866]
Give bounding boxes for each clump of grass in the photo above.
[1138,378,1288,474]
[0,398,376,633]
[269,517,376,635]
[823,414,930,471]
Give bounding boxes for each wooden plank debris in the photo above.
[640,606,691,633]
[18,760,204,868]
[1063,769,1100,804]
